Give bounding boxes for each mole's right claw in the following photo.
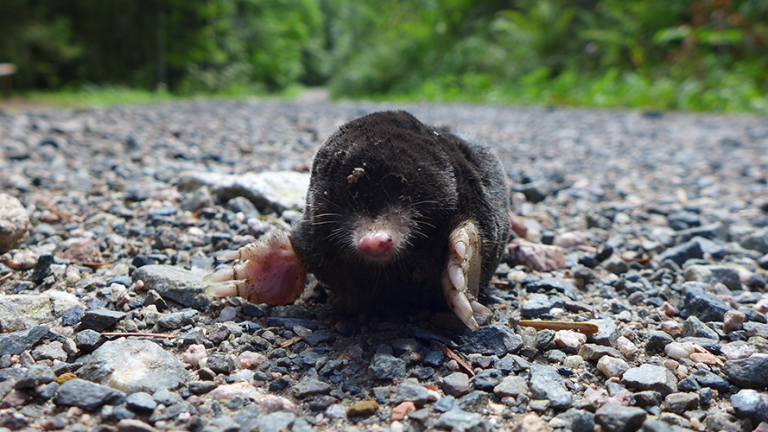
[442,220,488,331]
[204,230,307,306]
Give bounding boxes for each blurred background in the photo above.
[0,0,766,113]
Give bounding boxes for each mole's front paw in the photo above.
[442,220,492,331]
[204,230,307,305]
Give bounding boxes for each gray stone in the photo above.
[31,340,67,361]
[587,319,621,347]
[640,419,690,432]
[442,372,470,397]
[703,412,746,432]
[460,324,523,356]
[594,405,646,432]
[79,309,126,332]
[731,389,768,425]
[155,310,198,331]
[662,392,699,414]
[435,409,491,432]
[679,282,732,322]
[725,354,768,389]
[681,316,719,340]
[394,379,430,407]
[76,329,104,352]
[0,293,79,332]
[206,354,237,374]
[690,236,726,259]
[177,171,310,214]
[253,412,295,432]
[457,391,490,412]
[603,255,629,275]
[741,229,768,254]
[368,353,406,380]
[529,364,571,410]
[77,338,188,394]
[291,377,332,399]
[15,365,55,389]
[493,376,529,398]
[0,193,30,253]
[131,265,211,309]
[578,344,624,361]
[471,368,503,391]
[125,392,157,412]
[684,265,742,291]
[621,365,677,396]
[658,240,703,267]
[634,391,662,406]
[521,294,552,319]
[524,277,579,300]
[54,378,126,411]
[646,331,674,354]
[569,409,595,432]
[0,325,49,356]
[188,381,218,395]
[691,370,730,392]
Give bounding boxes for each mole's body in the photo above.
[207,111,510,330]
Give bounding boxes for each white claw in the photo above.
[471,300,492,316]
[447,289,478,329]
[448,265,466,291]
[203,268,236,283]
[216,250,240,261]
[454,240,467,260]
[204,282,239,298]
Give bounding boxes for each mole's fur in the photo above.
[289,110,510,313]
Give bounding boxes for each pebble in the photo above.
[597,355,630,378]
[622,365,678,396]
[594,405,646,432]
[529,364,571,410]
[441,372,470,397]
[77,339,188,394]
[725,354,768,389]
[53,378,126,411]
[347,400,379,418]
[0,194,30,253]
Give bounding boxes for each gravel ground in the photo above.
[1,99,768,432]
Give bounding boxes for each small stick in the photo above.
[76,204,112,222]
[70,260,115,268]
[101,332,175,338]
[36,199,72,222]
[518,320,599,334]
[278,336,303,348]
[489,279,508,287]
[0,272,14,285]
[440,345,474,377]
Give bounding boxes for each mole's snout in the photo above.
[358,231,395,260]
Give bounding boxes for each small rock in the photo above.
[621,365,677,396]
[15,365,56,389]
[254,411,295,432]
[665,342,696,360]
[725,354,768,389]
[116,419,157,432]
[436,409,492,432]
[554,330,587,351]
[529,364,571,410]
[77,339,188,394]
[679,282,732,322]
[131,265,210,309]
[291,377,332,399]
[594,405,646,432]
[461,324,523,356]
[394,380,430,407]
[0,193,30,253]
[125,392,157,412]
[347,400,378,418]
[53,378,126,411]
[513,412,553,432]
[79,309,126,332]
[442,372,470,397]
[493,376,529,398]
[724,310,746,333]
[369,353,406,380]
[662,392,699,414]
[596,356,629,378]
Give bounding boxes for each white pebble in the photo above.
[665,342,695,360]
[597,355,630,378]
[182,344,208,367]
[554,330,587,350]
[616,336,639,358]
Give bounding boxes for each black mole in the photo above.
[207,110,510,330]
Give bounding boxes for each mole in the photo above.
[205,110,510,330]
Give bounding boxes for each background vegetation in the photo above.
[1,0,766,113]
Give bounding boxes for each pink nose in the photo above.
[358,231,394,259]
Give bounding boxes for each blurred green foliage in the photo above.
[1,0,766,112]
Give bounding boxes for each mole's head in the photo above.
[306,111,459,265]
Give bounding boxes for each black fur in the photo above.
[290,111,510,313]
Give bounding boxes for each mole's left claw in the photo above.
[204,230,307,306]
[442,220,487,330]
